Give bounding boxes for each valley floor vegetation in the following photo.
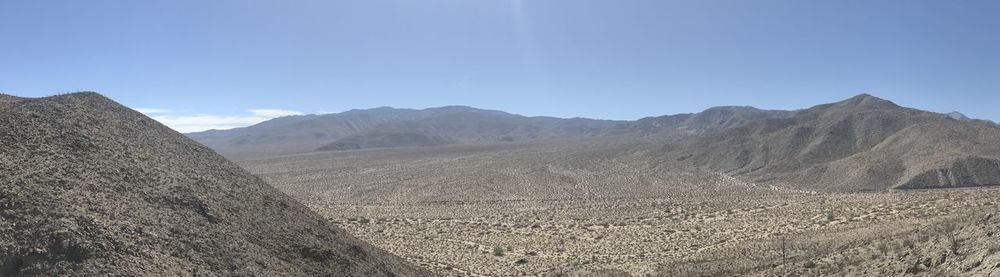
[240,141,1000,276]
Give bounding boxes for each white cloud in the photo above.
[133,108,172,114]
[145,109,304,133]
[249,109,304,118]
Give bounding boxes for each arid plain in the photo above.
[239,140,1000,276]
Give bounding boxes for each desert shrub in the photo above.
[902,239,915,250]
[935,221,961,254]
[875,242,889,256]
[988,241,1000,255]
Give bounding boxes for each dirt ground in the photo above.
[240,142,1000,276]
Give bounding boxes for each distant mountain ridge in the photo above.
[629,106,794,136]
[658,94,1000,191]
[187,105,792,159]
[188,105,636,158]
[185,93,1000,193]
[187,95,1000,194]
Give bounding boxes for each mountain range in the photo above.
[658,94,1000,191]
[187,104,799,159]
[188,106,626,159]
[189,94,1000,192]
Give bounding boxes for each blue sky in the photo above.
[1,0,998,132]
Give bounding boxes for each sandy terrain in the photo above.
[241,141,1000,276]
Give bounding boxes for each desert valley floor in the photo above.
[239,141,1000,276]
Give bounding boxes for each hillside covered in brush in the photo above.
[0,92,428,276]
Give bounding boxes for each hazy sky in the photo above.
[1,0,998,132]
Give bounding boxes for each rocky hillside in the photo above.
[661,94,1000,191]
[0,92,428,276]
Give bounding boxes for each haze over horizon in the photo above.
[2,0,998,132]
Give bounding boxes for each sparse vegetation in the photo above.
[239,139,1000,275]
[492,246,505,257]
[220,94,1000,276]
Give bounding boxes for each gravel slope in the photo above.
[0,92,429,276]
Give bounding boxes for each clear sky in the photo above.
[1,0,998,132]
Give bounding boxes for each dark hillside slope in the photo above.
[661,94,1000,191]
[0,92,428,276]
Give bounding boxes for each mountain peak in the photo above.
[946,112,972,122]
[51,91,107,100]
[0,91,107,103]
[426,105,485,112]
[424,105,512,117]
[703,106,761,112]
[848,93,885,102]
[835,93,899,109]
[340,106,402,114]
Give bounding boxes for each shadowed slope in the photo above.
[0,92,428,276]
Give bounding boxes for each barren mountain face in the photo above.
[661,94,1000,191]
[0,92,428,276]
